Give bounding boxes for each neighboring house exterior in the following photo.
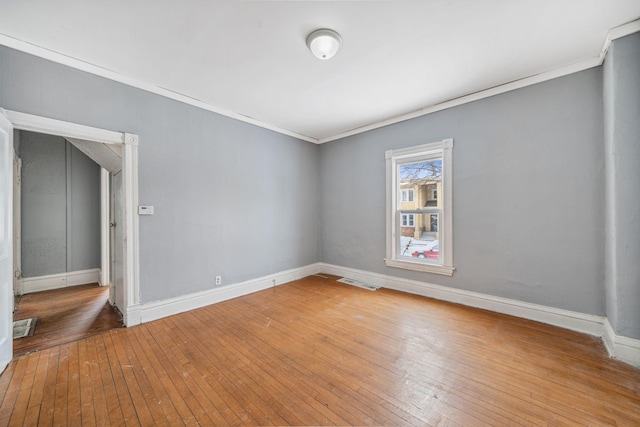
[399,180,441,240]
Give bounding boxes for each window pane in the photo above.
[398,213,440,263]
[399,160,441,210]
[399,159,442,182]
[397,159,442,264]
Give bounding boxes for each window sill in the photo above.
[384,258,455,276]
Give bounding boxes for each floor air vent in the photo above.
[13,317,38,339]
[337,277,380,291]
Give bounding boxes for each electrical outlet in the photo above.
[215,276,222,285]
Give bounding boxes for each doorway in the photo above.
[11,130,122,355]
[0,109,140,372]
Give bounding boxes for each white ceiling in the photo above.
[1,1,639,142]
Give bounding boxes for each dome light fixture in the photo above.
[306,29,342,60]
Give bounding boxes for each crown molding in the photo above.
[0,33,319,144]
[1,19,638,145]
[319,18,640,144]
[599,19,640,61]
[318,57,601,143]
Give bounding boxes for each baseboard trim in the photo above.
[139,263,322,323]
[125,304,141,327]
[132,261,640,368]
[603,318,640,368]
[21,268,101,294]
[317,263,605,337]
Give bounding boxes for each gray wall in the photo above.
[19,131,101,277]
[0,40,629,327]
[0,45,319,303]
[603,33,640,339]
[67,140,101,272]
[20,131,67,277]
[319,68,605,316]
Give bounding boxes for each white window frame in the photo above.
[400,188,414,202]
[385,138,454,276]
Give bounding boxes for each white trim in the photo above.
[320,58,600,143]
[0,34,318,144]
[320,20,640,144]
[99,168,110,287]
[0,109,14,374]
[21,268,101,294]
[139,263,322,323]
[602,317,615,355]
[122,134,141,326]
[126,304,141,326]
[321,262,640,368]
[317,263,605,337]
[603,318,640,368]
[73,256,640,369]
[383,258,455,276]
[12,156,21,296]
[599,20,640,61]
[5,110,123,145]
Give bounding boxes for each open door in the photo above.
[0,110,14,372]
[13,156,21,304]
[111,171,125,313]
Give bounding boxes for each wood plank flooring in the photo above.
[1,274,639,426]
[12,284,123,356]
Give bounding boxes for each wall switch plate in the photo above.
[138,205,154,215]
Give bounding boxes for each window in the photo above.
[401,213,415,227]
[400,189,414,202]
[385,139,454,275]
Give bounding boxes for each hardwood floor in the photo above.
[12,284,123,356]
[1,274,639,426]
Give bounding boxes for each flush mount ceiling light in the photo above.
[306,29,342,60]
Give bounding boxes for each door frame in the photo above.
[5,110,141,326]
[12,156,21,301]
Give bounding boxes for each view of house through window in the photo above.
[398,159,442,263]
[385,138,454,276]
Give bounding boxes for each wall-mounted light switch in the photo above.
[138,205,154,215]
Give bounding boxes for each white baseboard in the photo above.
[21,268,101,294]
[603,318,640,368]
[139,263,322,323]
[125,304,141,327]
[132,261,640,369]
[318,263,605,337]
[319,263,640,368]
